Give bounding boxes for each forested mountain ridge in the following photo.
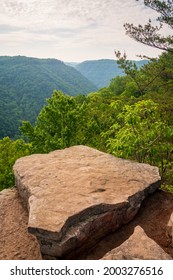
[0,51,173,192]
[0,56,97,139]
[74,59,148,88]
[0,0,173,196]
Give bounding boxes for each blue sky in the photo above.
[0,0,170,62]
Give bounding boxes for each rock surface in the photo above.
[0,189,173,260]
[13,145,161,259]
[167,213,173,243]
[0,188,42,260]
[0,188,172,260]
[81,190,173,260]
[101,226,172,260]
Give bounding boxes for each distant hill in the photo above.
[65,62,79,68]
[0,56,97,139]
[74,59,148,88]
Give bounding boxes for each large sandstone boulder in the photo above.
[101,226,172,260]
[13,145,161,259]
[1,189,172,260]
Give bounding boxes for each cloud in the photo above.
[2,0,27,14]
[0,0,169,61]
[0,0,155,31]
[0,24,23,33]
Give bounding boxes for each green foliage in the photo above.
[109,76,130,96]
[21,91,97,153]
[0,56,147,140]
[0,137,31,191]
[21,91,80,152]
[124,0,173,52]
[143,0,173,28]
[0,56,97,139]
[112,52,173,101]
[103,99,173,181]
[84,89,119,150]
[162,184,173,193]
[1,50,173,193]
[20,51,173,189]
[21,89,119,153]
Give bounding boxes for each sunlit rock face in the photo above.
[13,145,161,259]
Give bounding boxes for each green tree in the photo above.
[124,0,173,53]
[84,89,118,150]
[21,91,89,153]
[109,75,131,96]
[0,137,31,190]
[115,51,173,101]
[21,89,120,153]
[103,100,173,180]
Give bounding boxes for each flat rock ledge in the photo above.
[13,145,161,259]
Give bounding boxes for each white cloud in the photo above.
[0,0,170,61]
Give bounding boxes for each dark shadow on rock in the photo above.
[78,189,173,259]
[137,189,173,256]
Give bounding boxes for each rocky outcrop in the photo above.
[13,145,161,259]
[82,189,173,260]
[101,226,172,260]
[0,188,42,260]
[1,188,173,260]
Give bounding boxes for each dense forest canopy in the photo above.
[0,56,97,139]
[0,56,147,140]
[0,0,173,194]
[75,59,148,88]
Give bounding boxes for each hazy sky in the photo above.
[0,0,170,62]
